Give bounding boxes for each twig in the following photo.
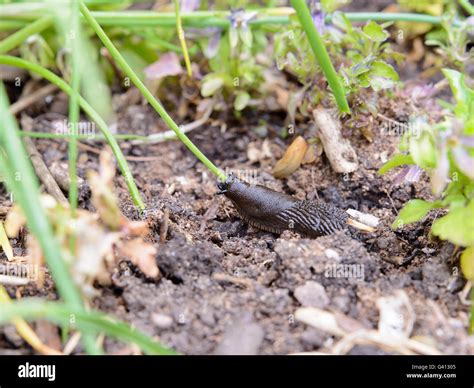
[212,272,253,289]
[77,142,161,161]
[9,84,58,115]
[131,102,214,145]
[19,116,68,205]
[0,275,29,286]
[159,208,169,244]
[312,107,358,173]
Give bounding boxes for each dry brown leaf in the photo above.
[87,150,123,230]
[5,204,26,238]
[118,238,159,278]
[272,136,308,179]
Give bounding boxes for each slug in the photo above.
[218,175,371,237]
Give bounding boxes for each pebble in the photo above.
[324,248,340,261]
[214,319,264,355]
[151,313,174,329]
[294,281,329,308]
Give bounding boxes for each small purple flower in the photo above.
[204,28,222,58]
[228,8,258,29]
[310,0,326,34]
[460,135,474,148]
[452,145,474,179]
[394,165,423,185]
[180,0,200,13]
[431,145,450,196]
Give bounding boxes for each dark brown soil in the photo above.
[3,80,470,355]
[1,20,473,354]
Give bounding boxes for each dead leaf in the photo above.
[5,204,26,238]
[272,136,308,178]
[87,149,122,230]
[118,238,159,278]
[144,52,183,80]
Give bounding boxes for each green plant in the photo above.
[274,10,400,118]
[0,55,145,210]
[79,2,227,182]
[0,82,101,354]
[380,69,474,243]
[0,299,176,355]
[425,13,474,73]
[290,0,350,114]
[200,9,267,112]
[379,69,474,329]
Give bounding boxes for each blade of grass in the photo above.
[18,131,148,141]
[174,0,192,77]
[0,286,63,355]
[0,299,177,355]
[290,0,350,114]
[67,0,80,215]
[65,7,98,355]
[0,83,100,354]
[80,2,226,182]
[0,55,145,211]
[0,221,13,261]
[0,8,463,29]
[0,15,52,54]
[459,0,474,15]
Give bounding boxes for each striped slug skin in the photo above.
[218,175,349,237]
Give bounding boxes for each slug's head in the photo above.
[217,175,235,195]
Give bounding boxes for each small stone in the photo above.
[214,319,264,355]
[151,313,174,329]
[300,328,326,349]
[324,248,340,261]
[294,281,329,308]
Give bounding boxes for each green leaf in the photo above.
[332,11,353,33]
[392,199,436,229]
[229,27,238,49]
[0,299,177,355]
[363,21,389,42]
[442,69,472,108]
[460,247,474,281]
[378,153,414,174]
[432,200,474,247]
[201,74,225,97]
[368,60,399,91]
[234,91,251,111]
[238,27,253,48]
[409,131,437,169]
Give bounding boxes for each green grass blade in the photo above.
[0,299,177,355]
[79,2,226,182]
[0,82,101,354]
[174,0,192,76]
[290,0,350,114]
[0,15,52,54]
[0,55,145,211]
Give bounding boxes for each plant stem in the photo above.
[18,130,149,141]
[0,8,462,29]
[80,2,226,182]
[174,0,192,77]
[0,299,177,355]
[0,55,145,211]
[68,0,80,215]
[0,83,101,355]
[459,0,474,15]
[0,15,52,54]
[290,0,350,114]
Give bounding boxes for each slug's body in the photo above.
[218,176,349,237]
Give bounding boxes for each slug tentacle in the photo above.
[218,175,352,238]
